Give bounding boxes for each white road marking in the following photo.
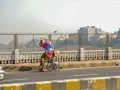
[0,78,27,82]
[73,74,98,77]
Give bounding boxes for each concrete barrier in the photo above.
[1,76,120,90]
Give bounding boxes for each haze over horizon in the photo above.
[0,0,120,33]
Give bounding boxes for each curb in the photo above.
[0,76,120,90]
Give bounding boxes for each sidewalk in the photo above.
[60,60,119,68]
[1,60,120,72]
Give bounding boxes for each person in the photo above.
[38,39,54,72]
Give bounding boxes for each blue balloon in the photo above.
[45,44,52,50]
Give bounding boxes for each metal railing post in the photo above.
[32,34,34,51]
[78,34,83,61]
[14,34,19,64]
[105,33,110,60]
[14,34,18,49]
[65,35,67,50]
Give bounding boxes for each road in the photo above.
[0,66,120,85]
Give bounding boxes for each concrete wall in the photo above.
[1,76,120,90]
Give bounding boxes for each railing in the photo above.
[0,48,120,64]
[0,52,14,64]
[57,51,79,62]
[84,50,105,60]
[19,51,42,63]
[112,49,120,59]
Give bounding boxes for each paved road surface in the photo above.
[0,66,120,85]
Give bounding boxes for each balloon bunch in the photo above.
[40,39,52,50]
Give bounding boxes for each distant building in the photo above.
[78,26,106,34]
[69,26,107,43]
[78,26,106,42]
[112,29,120,42]
[69,26,120,44]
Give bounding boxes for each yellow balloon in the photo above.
[55,50,59,55]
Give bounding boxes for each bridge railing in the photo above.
[0,52,14,64]
[112,49,120,59]
[57,51,79,62]
[84,50,105,60]
[19,51,42,63]
[0,48,120,64]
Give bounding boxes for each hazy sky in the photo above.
[0,0,120,33]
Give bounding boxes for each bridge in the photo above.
[0,33,120,90]
[0,33,120,64]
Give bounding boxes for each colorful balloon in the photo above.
[40,40,52,50]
